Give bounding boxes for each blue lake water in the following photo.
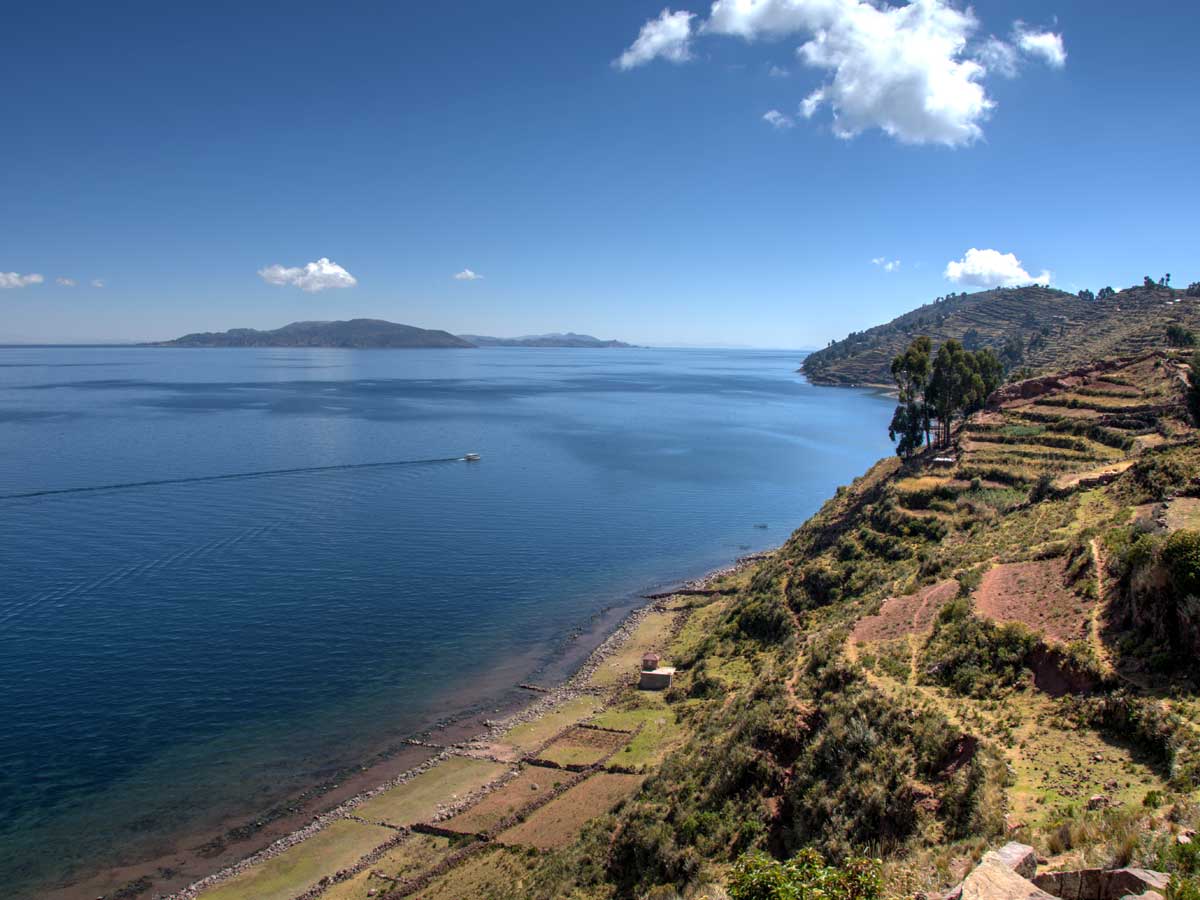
[0,346,894,897]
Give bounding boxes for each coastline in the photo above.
[55,550,769,900]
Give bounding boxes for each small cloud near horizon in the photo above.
[871,257,901,272]
[454,269,484,281]
[762,109,794,129]
[944,247,1051,287]
[91,279,105,288]
[258,257,357,293]
[56,277,78,287]
[0,272,44,289]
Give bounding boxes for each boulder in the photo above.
[1104,869,1169,899]
[1033,868,1169,900]
[960,858,1058,900]
[985,843,1039,880]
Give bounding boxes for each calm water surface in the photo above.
[0,346,893,896]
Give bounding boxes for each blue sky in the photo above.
[2,0,1196,347]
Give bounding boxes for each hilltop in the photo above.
[803,282,1200,386]
[148,319,474,349]
[456,332,635,348]
[169,347,1200,900]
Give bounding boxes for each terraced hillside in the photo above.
[803,283,1200,386]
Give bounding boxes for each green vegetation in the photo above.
[729,849,881,900]
[920,599,1037,697]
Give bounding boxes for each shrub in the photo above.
[1161,530,1200,598]
[728,849,882,900]
[921,601,1038,697]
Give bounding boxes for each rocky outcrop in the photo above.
[945,844,1170,900]
[1033,868,1169,900]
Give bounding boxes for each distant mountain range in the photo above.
[148,320,633,349]
[457,332,634,348]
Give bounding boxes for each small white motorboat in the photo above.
[463,453,481,462]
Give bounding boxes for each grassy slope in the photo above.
[802,283,1200,386]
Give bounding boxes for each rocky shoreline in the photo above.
[159,548,771,900]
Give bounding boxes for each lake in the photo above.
[0,346,894,898]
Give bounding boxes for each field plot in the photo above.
[321,834,450,900]
[353,756,508,827]
[537,725,629,767]
[497,695,606,754]
[974,559,1092,643]
[198,820,394,900]
[438,765,567,835]
[851,580,958,644]
[497,772,642,849]
[592,694,681,769]
[415,845,540,900]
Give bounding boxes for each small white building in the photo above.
[638,652,675,690]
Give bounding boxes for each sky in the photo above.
[2,0,1197,347]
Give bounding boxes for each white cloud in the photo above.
[91,279,105,288]
[615,8,695,70]
[944,248,1051,287]
[975,36,1019,78]
[0,272,44,289]
[872,257,901,272]
[762,109,795,129]
[1014,23,1066,68]
[258,257,357,293]
[621,1,1068,147]
[56,277,78,287]
[768,64,790,77]
[453,268,484,281]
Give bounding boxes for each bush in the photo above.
[728,849,881,900]
[1162,530,1200,598]
[921,600,1038,697]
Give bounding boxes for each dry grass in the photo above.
[497,772,643,849]
[353,756,509,827]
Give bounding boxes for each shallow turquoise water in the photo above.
[0,346,894,896]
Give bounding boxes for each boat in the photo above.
[463,453,481,461]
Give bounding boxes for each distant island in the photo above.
[457,332,634,348]
[147,319,476,349]
[146,320,636,350]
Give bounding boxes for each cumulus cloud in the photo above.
[620,1,1068,146]
[1014,23,1066,68]
[872,257,901,272]
[944,248,1050,287]
[768,64,790,77]
[453,269,484,281]
[91,279,105,288]
[762,109,795,129]
[258,257,357,293]
[0,272,44,289]
[615,8,695,70]
[56,277,78,287]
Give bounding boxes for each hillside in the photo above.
[457,332,634,348]
[174,349,1200,900]
[150,319,474,349]
[803,283,1200,386]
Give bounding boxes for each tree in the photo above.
[927,341,1002,446]
[1167,324,1196,348]
[1078,288,1096,301]
[1188,283,1200,299]
[1145,276,1157,289]
[889,336,932,458]
[1098,286,1116,300]
[962,327,982,350]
